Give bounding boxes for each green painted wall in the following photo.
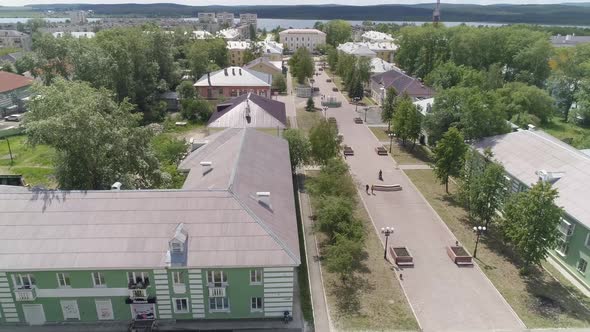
[551,215,590,288]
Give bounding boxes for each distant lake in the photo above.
[1,17,589,29]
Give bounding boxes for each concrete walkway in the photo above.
[280,67,333,332]
[315,70,526,332]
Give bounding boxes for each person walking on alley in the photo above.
[366,184,370,194]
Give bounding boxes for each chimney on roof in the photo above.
[200,161,212,175]
[239,68,242,75]
[527,124,536,131]
[256,192,271,208]
[224,68,228,76]
[232,68,235,75]
[111,182,122,190]
[207,72,211,86]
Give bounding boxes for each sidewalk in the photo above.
[315,69,525,332]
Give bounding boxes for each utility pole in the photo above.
[433,0,441,25]
[5,138,13,165]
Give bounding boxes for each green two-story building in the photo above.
[0,128,301,327]
[475,129,590,291]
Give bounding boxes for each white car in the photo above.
[4,114,24,122]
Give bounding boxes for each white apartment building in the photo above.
[361,30,394,42]
[239,13,257,30]
[69,11,87,25]
[198,12,217,23]
[279,29,326,53]
[217,12,235,27]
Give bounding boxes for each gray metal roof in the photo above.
[0,129,300,271]
[474,130,590,229]
[207,93,287,128]
[194,67,271,88]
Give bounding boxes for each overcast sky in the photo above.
[4,0,590,6]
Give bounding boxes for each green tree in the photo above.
[381,87,397,131]
[324,234,364,283]
[180,98,212,122]
[307,158,356,199]
[249,24,257,41]
[306,97,315,112]
[347,73,364,100]
[549,44,590,121]
[283,129,311,171]
[502,181,563,269]
[272,74,287,93]
[309,119,340,165]
[176,80,197,100]
[324,20,352,47]
[0,61,14,73]
[14,53,36,75]
[459,150,508,228]
[289,47,314,84]
[496,82,556,124]
[326,45,338,70]
[393,95,422,148]
[24,79,164,190]
[433,128,467,193]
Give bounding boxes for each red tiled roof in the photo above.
[0,71,33,94]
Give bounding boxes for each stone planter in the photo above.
[389,247,414,267]
[447,246,473,266]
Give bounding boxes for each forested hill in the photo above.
[23,3,590,25]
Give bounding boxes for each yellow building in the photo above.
[227,41,250,66]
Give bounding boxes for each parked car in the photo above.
[332,87,338,92]
[4,114,24,122]
[326,79,332,83]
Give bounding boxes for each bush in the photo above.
[180,98,212,122]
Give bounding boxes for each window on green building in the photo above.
[209,297,229,311]
[250,269,262,284]
[577,258,587,274]
[14,273,35,289]
[174,298,189,313]
[556,240,569,256]
[207,271,227,287]
[57,273,71,288]
[172,271,184,285]
[250,297,263,312]
[127,272,150,287]
[92,272,106,287]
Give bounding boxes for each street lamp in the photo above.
[323,106,328,119]
[472,226,486,259]
[353,97,360,112]
[381,227,394,260]
[364,107,368,122]
[388,132,395,153]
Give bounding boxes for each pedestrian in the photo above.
[365,184,369,194]
[371,185,374,195]
[400,273,403,281]
[379,169,383,181]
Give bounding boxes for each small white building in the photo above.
[217,28,241,41]
[279,29,326,53]
[337,42,398,62]
[52,31,95,38]
[361,30,394,43]
[192,30,212,40]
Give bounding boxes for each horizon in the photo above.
[3,0,590,7]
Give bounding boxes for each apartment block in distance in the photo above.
[0,128,301,329]
[279,29,326,53]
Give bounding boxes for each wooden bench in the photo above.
[373,184,402,191]
[343,145,354,156]
[354,117,363,124]
[375,146,388,155]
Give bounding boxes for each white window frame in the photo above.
[578,258,588,274]
[173,298,189,313]
[250,297,263,312]
[14,273,36,289]
[92,272,106,287]
[249,269,262,285]
[208,296,230,312]
[172,271,184,285]
[57,273,71,288]
[207,270,227,287]
[585,233,590,248]
[95,299,114,320]
[556,240,569,256]
[127,272,149,285]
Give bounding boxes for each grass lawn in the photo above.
[306,172,419,331]
[541,118,590,149]
[293,174,314,325]
[0,135,57,188]
[0,47,21,57]
[296,107,323,134]
[369,128,432,165]
[405,169,590,328]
